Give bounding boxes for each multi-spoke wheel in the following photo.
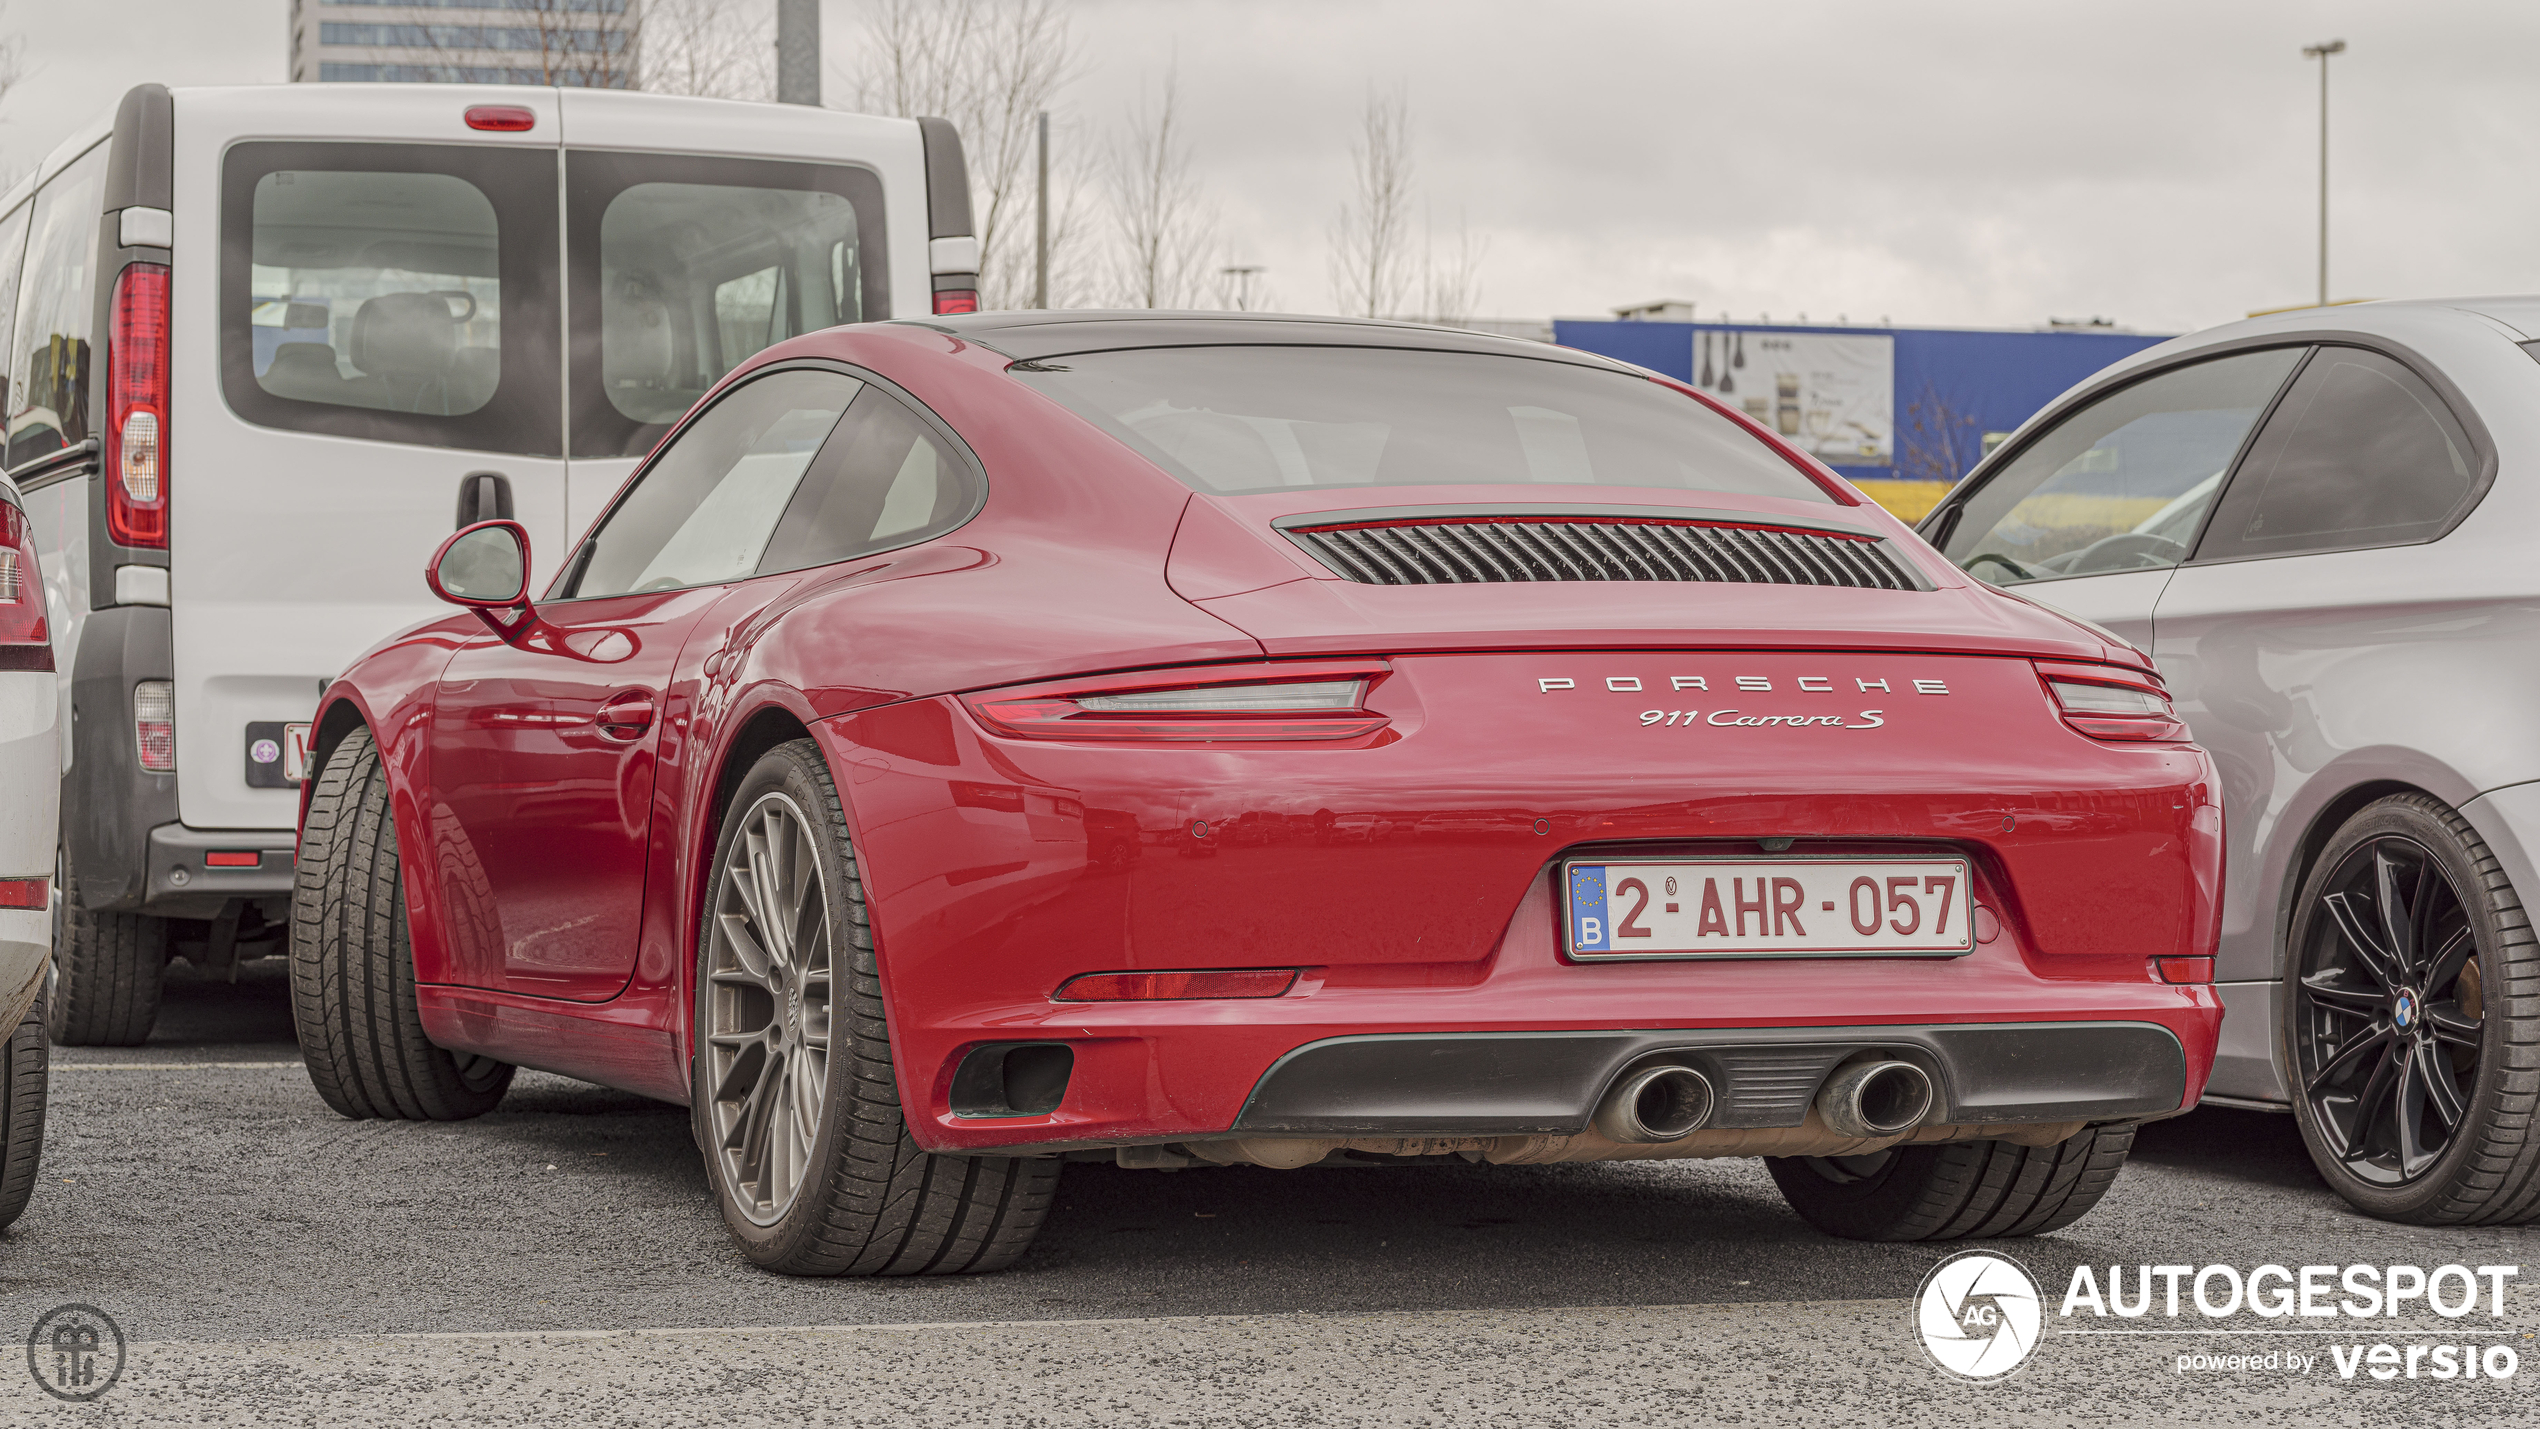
[704,790,835,1226]
[2284,794,2540,1224]
[692,738,1062,1275]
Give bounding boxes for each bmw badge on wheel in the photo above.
[1916,1251,2042,1383]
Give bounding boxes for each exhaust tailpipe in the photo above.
[1593,1065,1716,1144]
[1816,1060,1935,1138]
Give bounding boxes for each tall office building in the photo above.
[288,0,643,87]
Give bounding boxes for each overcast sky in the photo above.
[8,1,2536,333]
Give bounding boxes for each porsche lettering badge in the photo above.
[1535,673,1946,729]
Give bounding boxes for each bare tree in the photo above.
[1105,69,1215,309]
[1329,88,1414,318]
[396,0,643,89]
[842,0,1079,309]
[1416,210,1486,327]
[644,0,773,100]
[1901,379,1987,485]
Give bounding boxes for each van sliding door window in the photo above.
[220,142,560,456]
[566,149,888,457]
[0,202,34,452]
[6,144,106,469]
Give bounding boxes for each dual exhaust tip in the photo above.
[1593,1058,1935,1144]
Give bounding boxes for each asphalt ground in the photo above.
[0,960,2530,1424]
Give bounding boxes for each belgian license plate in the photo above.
[1563,858,1974,959]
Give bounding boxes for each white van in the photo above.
[12,83,978,1044]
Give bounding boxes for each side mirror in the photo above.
[427,520,533,636]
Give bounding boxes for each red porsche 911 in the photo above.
[292,312,2222,1276]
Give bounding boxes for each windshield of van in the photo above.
[1007,346,1829,501]
[248,169,503,417]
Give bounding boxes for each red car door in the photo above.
[424,367,868,998]
[427,588,722,999]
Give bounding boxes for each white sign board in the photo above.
[1690,330,1894,467]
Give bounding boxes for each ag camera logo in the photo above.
[1917,1250,2042,1382]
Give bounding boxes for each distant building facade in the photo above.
[289,0,641,87]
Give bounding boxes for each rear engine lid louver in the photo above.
[1274,508,1925,591]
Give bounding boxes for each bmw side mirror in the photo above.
[428,520,535,638]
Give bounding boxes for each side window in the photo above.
[0,202,33,429]
[1941,348,2303,587]
[2192,348,2478,563]
[757,386,981,575]
[559,369,861,600]
[6,145,107,467]
[567,149,888,458]
[221,142,560,455]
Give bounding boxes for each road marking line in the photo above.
[52,1061,305,1070]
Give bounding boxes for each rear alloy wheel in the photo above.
[289,726,514,1121]
[694,739,1060,1275]
[1766,1126,2136,1240]
[2285,794,2540,1224]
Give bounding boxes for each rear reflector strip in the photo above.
[1053,969,1300,1001]
[2154,956,2214,985]
[0,878,45,911]
[204,851,261,869]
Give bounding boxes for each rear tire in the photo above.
[1766,1125,2136,1240]
[289,725,513,1121]
[0,987,48,1230]
[45,856,165,1047]
[693,739,1060,1276]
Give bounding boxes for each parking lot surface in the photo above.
[1,963,2530,1424]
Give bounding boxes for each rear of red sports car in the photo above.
[801,314,2222,1241]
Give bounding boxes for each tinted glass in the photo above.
[563,369,860,599]
[0,203,31,430]
[2194,348,2477,562]
[249,170,502,416]
[1942,348,2302,586]
[758,387,978,575]
[1009,346,1829,501]
[601,182,863,426]
[220,142,560,455]
[6,145,107,466]
[567,150,889,458]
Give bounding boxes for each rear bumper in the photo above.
[141,823,296,918]
[1237,1022,2187,1137]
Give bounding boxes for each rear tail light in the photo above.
[963,661,1390,743]
[932,289,980,315]
[107,263,171,549]
[1053,968,1299,1001]
[134,679,175,772]
[2034,659,2189,742]
[0,878,45,911]
[0,502,48,671]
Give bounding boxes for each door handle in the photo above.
[457,471,515,529]
[595,692,656,740]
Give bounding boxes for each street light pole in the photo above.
[1035,111,1050,310]
[776,0,821,107]
[2302,38,2346,308]
[1220,265,1263,311]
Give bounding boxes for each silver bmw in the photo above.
[1918,297,2540,1225]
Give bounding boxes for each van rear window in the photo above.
[6,144,105,468]
[221,142,560,455]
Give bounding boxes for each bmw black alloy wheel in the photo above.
[2290,833,2484,1188]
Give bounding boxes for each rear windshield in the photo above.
[1008,345,1829,501]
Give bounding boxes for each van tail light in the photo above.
[2033,659,2189,742]
[107,263,171,549]
[962,660,1390,743]
[0,502,49,671]
[932,289,980,315]
[1054,968,1299,1001]
[134,679,175,773]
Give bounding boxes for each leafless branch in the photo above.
[1901,379,1987,484]
[1329,87,1413,319]
[1416,209,1486,327]
[644,0,772,100]
[1104,68,1214,309]
[841,0,1080,309]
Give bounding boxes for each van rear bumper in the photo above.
[142,823,296,918]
